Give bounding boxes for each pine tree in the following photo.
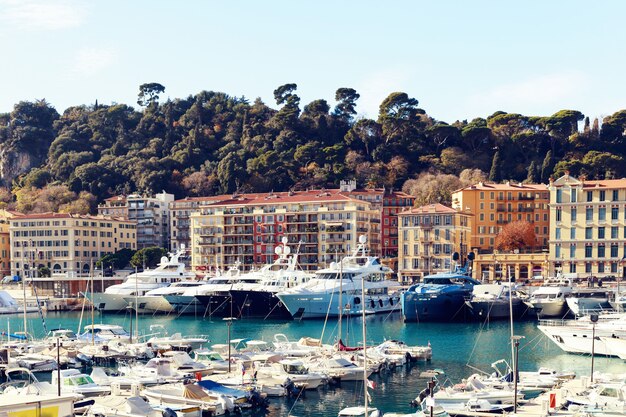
[526,160,538,183]
[489,151,501,182]
[540,150,553,183]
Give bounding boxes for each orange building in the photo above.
[451,181,550,253]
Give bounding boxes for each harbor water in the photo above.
[6,310,626,416]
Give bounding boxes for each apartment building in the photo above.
[397,203,472,284]
[170,196,230,254]
[549,173,626,278]
[189,189,381,272]
[98,192,173,249]
[452,181,550,253]
[9,213,136,296]
[0,209,21,277]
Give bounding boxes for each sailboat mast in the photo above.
[508,265,514,365]
[362,262,368,416]
[91,259,95,346]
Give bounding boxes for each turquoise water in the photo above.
[7,311,626,416]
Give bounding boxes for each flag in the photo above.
[367,379,377,389]
[241,363,246,376]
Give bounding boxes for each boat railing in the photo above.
[538,319,569,327]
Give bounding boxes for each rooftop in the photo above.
[398,203,468,215]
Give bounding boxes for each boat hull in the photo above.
[402,291,471,322]
[88,292,128,313]
[524,300,570,319]
[276,292,401,320]
[467,299,529,320]
[229,290,293,319]
[537,324,622,356]
[193,295,234,317]
[163,295,204,315]
[123,296,173,314]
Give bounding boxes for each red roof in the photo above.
[454,181,548,193]
[398,203,468,215]
[9,212,133,223]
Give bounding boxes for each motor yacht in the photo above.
[466,283,529,320]
[276,236,400,320]
[88,246,195,312]
[401,267,480,322]
[524,277,574,318]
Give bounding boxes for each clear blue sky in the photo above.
[1,0,624,123]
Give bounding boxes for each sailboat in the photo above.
[337,236,380,417]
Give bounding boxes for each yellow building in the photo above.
[452,181,550,253]
[549,174,626,278]
[9,213,136,296]
[472,251,549,282]
[0,209,21,277]
[190,189,381,272]
[397,203,472,284]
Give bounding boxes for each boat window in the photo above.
[284,364,308,375]
[353,297,361,305]
[599,387,619,398]
[63,378,75,386]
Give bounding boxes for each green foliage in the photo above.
[4,89,626,210]
[131,247,168,269]
[98,248,135,270]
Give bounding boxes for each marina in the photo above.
[1,307,625,417]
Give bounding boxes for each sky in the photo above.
[1,0,625,123]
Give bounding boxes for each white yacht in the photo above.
[211,238,314,319]
[89,246,195,312]
[124,280,206,314]
[164,262,246,315]
[537,313,626,356]
[276,236,401,319]
[524,277,574,318]
[565,287,613,316]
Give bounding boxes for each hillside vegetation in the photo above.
[1,83,624,213]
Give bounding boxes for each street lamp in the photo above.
[590,313,599,383]
[223,317,237,372]
[511,335,525,413]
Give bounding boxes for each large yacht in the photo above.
[124,280,206,314]
[162,262,249,315]
[222,238,314,319]
[276,236,401,320]
[401,266,480,322]
[523,276,574,318]
[88,247,195,312]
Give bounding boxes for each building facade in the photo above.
[0,209,20,277]
[98,192,173,249]
[9,213,136,296]
[170,196,230,254]
[549,174,626,278]
[397,203,472,284]
[452,181,550,253]
[190,189,381,272]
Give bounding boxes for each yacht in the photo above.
[276,236,400,320]
[465,283,529,320]
[88,246,195,312]
[523,277,574,318]
[537,313,626,355]
[124,280,206,314]
[164,262,244,315]
[565,287,613,316]
[219,238,314,319]
[401,267,480,322]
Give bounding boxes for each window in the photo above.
[613,190,619,201]
[571,208,577,222]
[585,227,592,239]
[612,207,619,220]
[598,227,605,239]
[556,208,562,222]
[571,190,577,203]
[480,192,484,199]
[556,189,562,203]
[598,244,606,258]
[611,243,619,258]
[599,207,606,221]
[586,208,593,221]
[586,191,593,202]
[585,262,592,273]
[611,226,618,239]
[570,244,576,258]
[570,228,576,239]
[555,228,561,240]
[600,190,606,201]
[611,262,618,273]
[570,263,577,273]
[585,245,592,258]
[555,245,561,259]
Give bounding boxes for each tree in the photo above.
[378,92,421,145]
[137,83,165,107]
[402,172,462,207]
[130,247,167,269]
[526,160,538,183]
[489,151,502,182]
[495,220,537,252]
[98,248,135,270]
[540,150,553,183]
[333,88,360,121]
